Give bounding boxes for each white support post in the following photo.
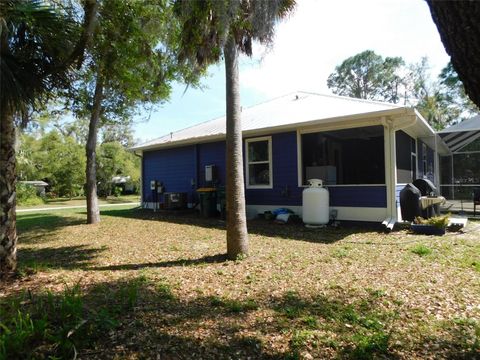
[389,126,398,225]
[382,117,397,230]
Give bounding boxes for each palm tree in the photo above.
[0,0,97,276]
[426,1,480,109]
[174,0,296,259]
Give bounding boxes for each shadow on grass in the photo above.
[17,213,84,231]
[18,245,105,271]
[88,253,228,271]
[17,213,85,245]
[103,197,139,204]
[2,277,473,359]
[16,207,385,248]
[99,207,385,244]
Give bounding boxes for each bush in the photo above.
[16,184,45,206]
[113,186,123,197]
[414,214,450,229]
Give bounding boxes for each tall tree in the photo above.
[174,0,296,259]
[328,52,468,130]
[327,50,405,103]
[438,62,479,119]
[70,0,195,224]
[426,1,480,109]
[0,0,96,276]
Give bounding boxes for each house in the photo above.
[18,180,49,197]
[112,175,136,194]
[132,92,449,228]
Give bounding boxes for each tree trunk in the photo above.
[224,36,249,259]
[427,1,480,108]
[0,106,18,277]
[86,75,103,224]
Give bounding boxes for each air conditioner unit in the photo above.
[164,192,187,210]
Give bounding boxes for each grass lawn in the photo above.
[17,194,140,209]
[1,206,479,359]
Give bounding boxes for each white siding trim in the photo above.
[246,204,387,222]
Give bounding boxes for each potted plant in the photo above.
[411,214,450,235]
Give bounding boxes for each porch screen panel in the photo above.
[440,152,480,200]
[301,125,385,185]
[439,155,453,199]
[396,130,415,183]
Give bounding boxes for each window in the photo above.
[411,137,417,181]
[246,137,272,188]
[422,143,427,176]
[396,131,416,183]
[300,126,385,185]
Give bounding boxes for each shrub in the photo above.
[113,186,123,197]
[414,214,450,229]
[16,183,45,206]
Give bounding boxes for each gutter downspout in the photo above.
[382,117,396,231]
[382,114,417,230]
[133,150,143,208]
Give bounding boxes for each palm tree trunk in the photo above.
[427,1,480,108]
[86,75,103,224]
[0,106,18,276]
[224,36,249,259]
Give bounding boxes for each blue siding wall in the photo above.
[143,131,387,208]
[198,141,226,187]
[396,184,404,209]
[329,186,387,208]
[143,146,196,203]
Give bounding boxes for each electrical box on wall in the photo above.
[205,165,216,183]
[150,180,156,190]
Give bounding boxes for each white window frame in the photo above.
[245,136,273,189]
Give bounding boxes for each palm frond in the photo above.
[0,0,79,116]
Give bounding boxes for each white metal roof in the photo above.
[133,91,405,151]
[438,114,480,133]
[18,180,49,186]
[438,115,480,153]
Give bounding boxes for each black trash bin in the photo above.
[400,183,422,222]
[197,188,217,217]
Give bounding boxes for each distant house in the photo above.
[112,175,135,194]
[18,180,49,197]
[132,92,449,228]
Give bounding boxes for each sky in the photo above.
[133,0,450,144]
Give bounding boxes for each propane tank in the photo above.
[302,179,330,226]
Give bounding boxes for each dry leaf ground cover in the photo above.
[1,206,479,359]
